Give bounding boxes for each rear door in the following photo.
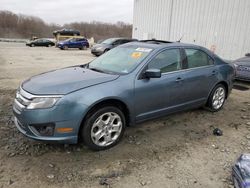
[181,48,218,104]
[134,48,186,121]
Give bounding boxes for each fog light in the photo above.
[30,123,55,136]
[56,128,73,133]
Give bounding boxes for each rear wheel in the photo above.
[207,84,226,112]
[47,44,52,47]
[81,106,125,151]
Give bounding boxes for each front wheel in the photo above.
[207,84,226,112]
[81,106,126,151]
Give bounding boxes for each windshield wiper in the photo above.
[89,67,106,73]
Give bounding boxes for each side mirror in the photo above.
[144,69,161,78]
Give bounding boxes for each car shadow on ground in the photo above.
[233,80,250,91]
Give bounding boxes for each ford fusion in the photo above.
[13,40,234,150]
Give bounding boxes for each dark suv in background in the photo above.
[53,29,80,36]
[91,38,138,56]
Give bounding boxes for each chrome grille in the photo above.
[14,87,32,110]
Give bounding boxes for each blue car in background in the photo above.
[57,38,89,50]
[13,40,234,151]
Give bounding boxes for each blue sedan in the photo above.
[13,40,234,150]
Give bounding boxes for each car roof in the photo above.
[107,37,137,41]
[235,56,250,62]
[122,40,204,50]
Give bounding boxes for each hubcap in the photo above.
[212,87,225,110]
[91,112,122,147]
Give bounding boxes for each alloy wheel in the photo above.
[212,87,225,110]
[91,112,122,147]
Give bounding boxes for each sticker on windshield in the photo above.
[135,48,152,53]
[131,52,143,59]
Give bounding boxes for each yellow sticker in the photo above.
[131,52,142,59]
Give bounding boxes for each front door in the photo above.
[134,48,185,122]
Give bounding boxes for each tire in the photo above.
[31,44,35,47]
[81,106,126,151]
[63,45,68,50]
[47,44,52,47]
[207,84,226,112]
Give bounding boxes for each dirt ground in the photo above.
[0,42,250,188]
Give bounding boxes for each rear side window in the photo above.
[185,49,214,68]
[148,49,181,73]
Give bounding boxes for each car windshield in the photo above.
[88,46,153,74]
[101,38,117,44]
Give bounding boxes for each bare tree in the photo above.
[0,10,132,41]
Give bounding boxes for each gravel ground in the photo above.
[0,42,250,188]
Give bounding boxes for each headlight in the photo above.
[27,97,60,109]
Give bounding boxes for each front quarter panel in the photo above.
[63,75,135,126]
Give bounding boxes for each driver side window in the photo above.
[148,49,181,73]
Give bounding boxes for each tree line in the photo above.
[0,10,132,41]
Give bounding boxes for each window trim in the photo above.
[137,47,184,79]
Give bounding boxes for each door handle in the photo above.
[175,77,183,82]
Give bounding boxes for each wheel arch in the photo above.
[206,80,229,107]
[78,98,131,139]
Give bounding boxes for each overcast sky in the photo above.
[0,0,134,25]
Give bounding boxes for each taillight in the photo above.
[233,64,238,77]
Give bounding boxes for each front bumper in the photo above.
[14,117,77,143]
[91,48,104,56]
[235,76,250,82]
[12,88,89,144]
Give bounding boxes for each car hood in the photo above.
[92,43,111,49]
[58,41,67,45]
[22,66,119,95]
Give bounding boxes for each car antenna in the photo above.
[177,34,184,42]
